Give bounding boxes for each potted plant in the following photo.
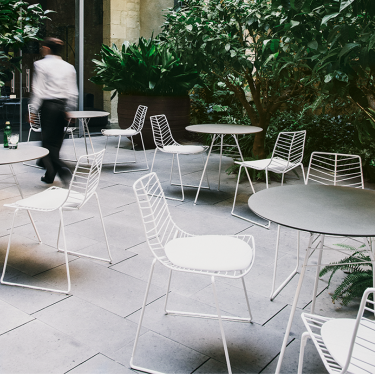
[90,37,200,148]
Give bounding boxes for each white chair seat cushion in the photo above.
[5,187,85,211]
[321,318,375,374]
[164,235,253,272]
[102,129,138,137]
[31,127,42,133]
[237,157,292,173]
[163,145,205,154]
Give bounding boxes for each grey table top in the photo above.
[0,144,49,165]
[186,124,263,135]
[67,111,110,119]
[248,184,375,237]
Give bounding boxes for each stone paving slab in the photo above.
[68,353,136,374]
[0,319,97,374]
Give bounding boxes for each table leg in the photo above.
[9,165,41,242]
[275,233,314,374]
[218,135,224,190]
[84,118,95,153]
[194,134,217,205]
[232,134,254,193]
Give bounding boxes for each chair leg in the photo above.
[266,169,269,189]
[9,165,42,242]
[150,148,158,173]
[270,226,300,300]
[23,129,44,169]
[130,259,165,374]
[113,135,123,173]
[194,134,217,205]
[298,332,310,374]
[112,135,149,174]
[231,165,271,229]
[57,194,112,263]
[170,153,210,191]
[211,276,232,374]
[232,134,255,194]
[1,209,18,285]
[311,234,325,314]
[71,129,78,161]
[281,173,285,186]
[241,276,253,321]
[300,164,306,184]
[164,269,173,314]
[1,209,71,294]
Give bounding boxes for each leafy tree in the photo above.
[160,0,311,157]
[0,0,52,87]
[273,0,375,116]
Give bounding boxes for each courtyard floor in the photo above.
[0,135,372,374]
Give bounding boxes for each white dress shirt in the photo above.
[30,55,78,112]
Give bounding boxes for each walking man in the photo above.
[30,37,78,186]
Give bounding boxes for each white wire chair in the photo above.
[101,105,149,173]
[25,104,78,167]
[232,130,306,228]
[270,152,371,308]
[130,172,255,374]
[298,287,375,374]
[1,149,112,294]
[150,114,209,201]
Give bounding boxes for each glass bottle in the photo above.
[4,121,11,148]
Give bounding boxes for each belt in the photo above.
[43,98,66,105]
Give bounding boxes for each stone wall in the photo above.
[103,0,141,121]
[140,0,173,39]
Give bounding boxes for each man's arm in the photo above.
[29,63,43,113]
[65,65,78,113]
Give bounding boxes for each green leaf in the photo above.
[338,43,360,59]
[307,40,318,50]
[290,20,300,28]
[339,0,355,12]
[321,12,340,25]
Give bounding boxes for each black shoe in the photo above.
[41,176,54,184]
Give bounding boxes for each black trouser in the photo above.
[40,99,69,182]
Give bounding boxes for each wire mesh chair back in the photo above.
[269,130,306,171]
[65,149,106,209]
[129,105,147,133]
[346,287,375,373]
[301,287,375,373]
[306,152,364,188]
[133,172,186,262]
[150,115,179,149]
[28,104,41,130]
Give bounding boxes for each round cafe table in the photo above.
[0,143,49,241]
[185,124,262,204]
[67,111,109,158]
[248,184,375,374]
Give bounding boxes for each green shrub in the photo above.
[319,244,373,306]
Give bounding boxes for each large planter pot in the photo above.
[117,94,190,149]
